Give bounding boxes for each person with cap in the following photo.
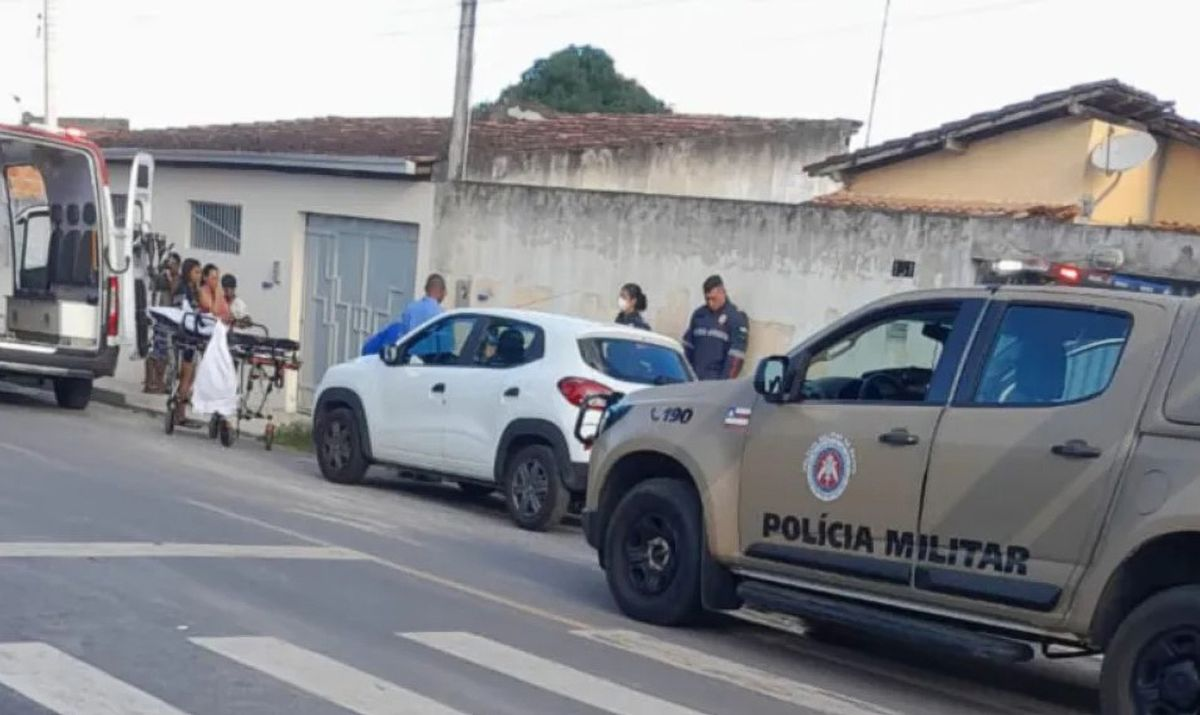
[362,273,447,356]
[682,274,749,380]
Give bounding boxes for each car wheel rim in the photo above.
[1132,626,1200,714]
[323,422,351,470]
[622,512,679,597]
[511,459,549,518]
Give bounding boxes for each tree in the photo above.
[482,45,668,115]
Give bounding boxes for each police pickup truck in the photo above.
[581,285,1200,715]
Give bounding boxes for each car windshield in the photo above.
[578,337,692,385]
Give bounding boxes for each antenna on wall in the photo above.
[1083,128,1157,217]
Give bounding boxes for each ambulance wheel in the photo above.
[1102,585,1200,715]
[53,377,92,410]
[316,408,367,485]
[603,478,703,626]
[503,444,568,531]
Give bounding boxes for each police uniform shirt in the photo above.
[682,301,749,380]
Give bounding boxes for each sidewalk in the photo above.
[94,375,310,441]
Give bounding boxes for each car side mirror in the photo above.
[380,344,404,365]
[754,352,808,403]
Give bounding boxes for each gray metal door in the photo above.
[299,214,418,409]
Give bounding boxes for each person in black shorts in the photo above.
[172,259,202,423]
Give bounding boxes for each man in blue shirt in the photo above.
[361,273,447,356]
[682,274,750,380]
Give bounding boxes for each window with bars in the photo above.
[190,201,242,254]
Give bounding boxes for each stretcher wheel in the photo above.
[219,419,234,448]
[164,398,176,435]
[208,414,221,440]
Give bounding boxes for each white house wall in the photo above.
[106,163,436,412]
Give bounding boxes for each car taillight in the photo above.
[106,276,119,337]
[557,377,612,407]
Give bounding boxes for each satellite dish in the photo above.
[1090,130,1158,173]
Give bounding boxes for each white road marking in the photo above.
[0,642,189,715]
[576,629,904,715]
[0,441,82,474]
[285,507,425,546]
[0,542,366,560]
[187,499,592,629]
[402,631,710,715]
[191,636,466,715]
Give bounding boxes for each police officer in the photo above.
[682,275,749,380]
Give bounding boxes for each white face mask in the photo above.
[618,296,631,312]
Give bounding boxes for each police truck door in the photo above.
[738,299,981,599]
[913,291,1168,626]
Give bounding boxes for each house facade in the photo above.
[805,80,1200,229]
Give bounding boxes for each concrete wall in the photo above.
[467,123,854,203]
[433,181,1200,364]
[106,163,436,411]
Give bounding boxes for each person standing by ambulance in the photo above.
[682,274,749,380]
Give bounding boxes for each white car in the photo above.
[311,308,695,530]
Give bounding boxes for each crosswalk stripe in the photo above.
[191,636,466,715]
[402,631,710,715]
[0,642,189,715]
[575,629,904,715]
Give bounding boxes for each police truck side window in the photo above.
[803,307,959,403]
[972,305,1131,405]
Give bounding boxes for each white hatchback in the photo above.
[312,308,694,530]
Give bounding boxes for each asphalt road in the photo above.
[0,384,1102,715]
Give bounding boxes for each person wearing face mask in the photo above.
[614,283,650,330]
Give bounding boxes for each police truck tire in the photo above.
[1100,584,1200,715]
[53,378,92,410]
[503,444,568,531]
[316,408,368,485]
[604,478,703,626]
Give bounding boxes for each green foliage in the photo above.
[483,45,668,115]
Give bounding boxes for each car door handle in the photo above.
[503,387,519,398]
[1051,439,1102,459]
[878,428,920,446]
[431,383,446,395]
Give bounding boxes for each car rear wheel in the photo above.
[603,477,703,626]
[1102,585,1200,715]
[316,408,368,485]
[504,444,568,531]
[53,377,92,410]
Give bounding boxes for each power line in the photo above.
[863,0,891,147]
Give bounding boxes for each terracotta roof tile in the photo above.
[807,191,1081,221]
[93,114,858,160]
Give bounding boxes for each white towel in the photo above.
[191,320,239,417]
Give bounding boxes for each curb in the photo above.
[91,386,128,409]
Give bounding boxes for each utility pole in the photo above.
[446,0,477,181]
[42,0,56,128]
[863,0,891,147]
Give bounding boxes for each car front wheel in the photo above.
[504,444,568,531]
[1102,584,1200,715]
[603,477,703,626]
[316,407,368,485]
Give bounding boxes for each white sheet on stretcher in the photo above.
[192,319,239,417]
[147,306,215,336]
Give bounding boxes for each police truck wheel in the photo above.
[503,444,568,531]
[316,408,368,485]
[1101,585,1200,715]
[603,478,703,626]
[53,377,92,410]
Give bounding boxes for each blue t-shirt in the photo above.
[361,296,443,356]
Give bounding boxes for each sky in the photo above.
[0,0,1197,146]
